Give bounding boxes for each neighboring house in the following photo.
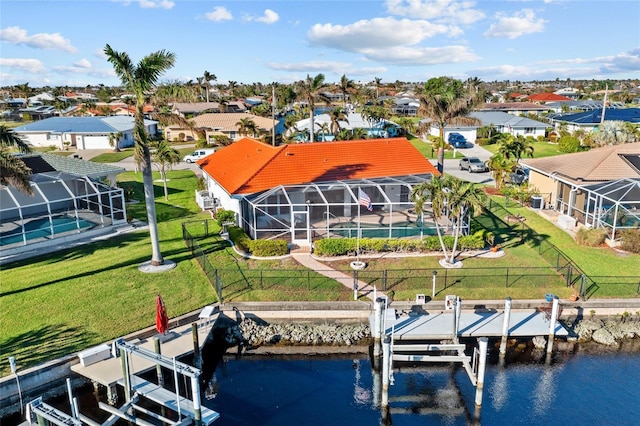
[526,93,573,103]
[0,153,127,255]
[224,101,247,113]
[288,112,402,141]
[393,97,420,116]
[547,108,640,133]
[469,111,549,139]
[13,116,158,150]
[521,143,640,243]
[172,102,221,116]
[165,112,277,143]
[196,137,440,247]
[480,102,550,116]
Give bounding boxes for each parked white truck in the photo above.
[183,148,215,163]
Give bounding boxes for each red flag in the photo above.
[156,294,169,334]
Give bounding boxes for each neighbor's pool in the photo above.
[0,217,95,246]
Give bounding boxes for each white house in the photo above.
[14,116,158,150]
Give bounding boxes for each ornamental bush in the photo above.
[620,228,640,253]
[249,240,289,257]
[228,226,251,253]
[575,227,608,247]
[558,135,581,153]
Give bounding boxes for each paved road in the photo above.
[430,144,496,185]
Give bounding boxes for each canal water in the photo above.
[5,341,639,425]
[204,343,640,426]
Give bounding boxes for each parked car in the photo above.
[448,132,468,148]
[459,157,489,173]
[505,167,530,184]
[183,148,215,163]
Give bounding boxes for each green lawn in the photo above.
[482,140,565,158]
[89,149,135,163]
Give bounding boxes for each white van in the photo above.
[183,148,215,163]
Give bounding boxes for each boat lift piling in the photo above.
[499,297,512,357]
[546,296,560,354]
[192,323,202,370]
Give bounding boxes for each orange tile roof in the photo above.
[198,137,438,195]
[527,93,573,102]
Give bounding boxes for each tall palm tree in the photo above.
[418,77,484,174]
[486,152,514,190]
[339,74,355,108]
[104,44,176,267]
[151,139,181,201]
[14,83,32,107]
[498,134,534,161]
[108,131,123,152]
[0,125,32,194]
[412,175,486,266]
[203,71,216,103]
[316,122,330,142]
[296,74,330,142]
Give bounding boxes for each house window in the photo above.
[229,131,237,140]
[524,127,534,134]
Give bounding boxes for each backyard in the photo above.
[1,166,639,376]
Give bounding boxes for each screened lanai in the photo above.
[0,171,127,248]
[239,174,468,245]
[582,178,640,241]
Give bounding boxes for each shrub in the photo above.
[620,228,640,253]
[314,238,357,256]
[195,139,209,148]
[228,226,251,252]
[248,240,288,256]
[216,209,236,228]
[575,227,607,247]
[476,138,493,146]
[558,135,581,153]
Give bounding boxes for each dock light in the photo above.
[432,271,438,299]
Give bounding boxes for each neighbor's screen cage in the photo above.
[582,178,640,241]
[239,174,467,243]
[0,171,126,247]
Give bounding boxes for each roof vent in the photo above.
[285,152,294,156]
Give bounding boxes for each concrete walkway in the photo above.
[291,253,383,301]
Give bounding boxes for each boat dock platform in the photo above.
[387,309,567,340]
[70,310,220,425]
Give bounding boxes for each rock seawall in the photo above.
[571,316,640,346]
[224,318,371,348]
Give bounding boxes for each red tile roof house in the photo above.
[196,137,442,249]
[522,143,640,244]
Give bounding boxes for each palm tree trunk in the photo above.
[437,147,444,174]
[450,211,463,264]
[141,144,164,266]
[433,219,450,262]
[162,169,169,201]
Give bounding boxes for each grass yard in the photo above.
[481,140,565,158]
[89,149,135,163]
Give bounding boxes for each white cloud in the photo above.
[0,58,46,73]
[0,26,77,53]
[266,61,353,73]
[94,48,108,59]
[385,0,485,25]
[360,45,480,65]
[255,9,280,25]
[308,17,452,52]
[484,9,546,39]
[73,59,92,69]
[205,6,233,22]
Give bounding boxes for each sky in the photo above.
[1,0,639,89]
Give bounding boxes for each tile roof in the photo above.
[13,116,156,133]
[481,102,549,111]
[189,112,276,131]
[527,93,573,102]
[469,111,548,128]
[198,137,438,195]
[521,142,640,184]
[172,102,220,113]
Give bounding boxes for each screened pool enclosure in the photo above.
[0,171,127,247]
[239,175,468,246]
[581,178,640,241]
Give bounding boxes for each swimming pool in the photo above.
[0,217,95,246]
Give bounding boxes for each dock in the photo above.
[70,312,220,425]
[386,309,568,340]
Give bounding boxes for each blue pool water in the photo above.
[0,217,94,246]
[205,349,640,426]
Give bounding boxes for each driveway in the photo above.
[431,144,496,185]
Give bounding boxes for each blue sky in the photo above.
[1,0,639,88]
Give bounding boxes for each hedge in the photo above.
[248,239,289,257]
[313,235,484,256]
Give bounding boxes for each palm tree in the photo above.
[108,131,123,152]
[418,77,484,174]
[486,153,514,189]
[498,134,534,161]
[351,127,368,140]
[203,71,216,103]
[104,44,176,267]
[236,117,258,137]
[316,122,330,142]
[151,139,181,201]
[328,107,349,135]
[296,74,330,142]
[339,74,355,108]
[0,125,32,194]
[412,175,486,266]
[396,117,416,136]
[14,83,32,107]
